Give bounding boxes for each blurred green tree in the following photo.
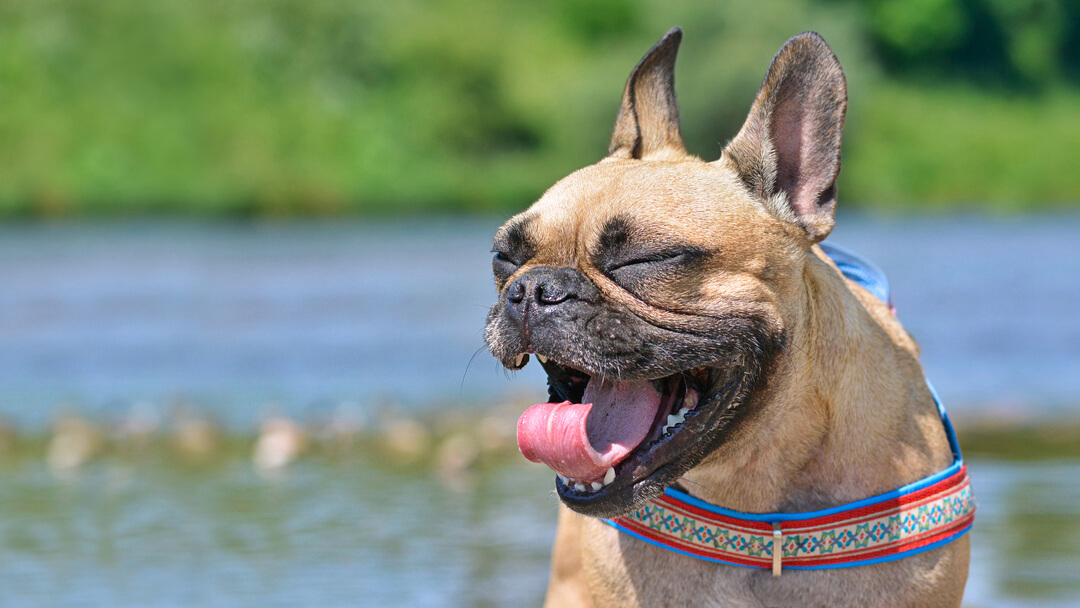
[852,0,1077,87]
[0,0,1075,217]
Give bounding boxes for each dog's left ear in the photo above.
[720,32,847,243]
[608,27,687,161]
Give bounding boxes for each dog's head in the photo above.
[484,29,847,518]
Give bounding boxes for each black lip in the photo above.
[546,365,750,519]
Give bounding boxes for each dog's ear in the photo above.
[608,27,687,161]
[720,32,847,243]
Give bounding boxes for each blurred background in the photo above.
[0,0,1077,606]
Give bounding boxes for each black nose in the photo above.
[505,266,589,323]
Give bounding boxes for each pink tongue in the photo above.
[516,379,662,482]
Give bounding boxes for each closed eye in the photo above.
[493,251,517,264]
[605,250,696,272]
[492,250,522,284]
[602,247,709,300]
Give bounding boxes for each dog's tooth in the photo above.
[591,481,602,491]
[604,467,616,486]
[677,407,690,418]
[557,474,569,485]
[683,391,698,409]
[574,482,586,492]
[512,353,528,368]
[536,354,548,364]
[666,415,678,428]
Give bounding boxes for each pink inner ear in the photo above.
[772,88,836,219]
[773,105,805,211]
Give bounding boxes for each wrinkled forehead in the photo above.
[496,160,783,263]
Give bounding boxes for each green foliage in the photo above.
[843,85,1080,208]
[853,0,1078,87]
[0,0,1075,217]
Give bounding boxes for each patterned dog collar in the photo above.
[604,384,975,575]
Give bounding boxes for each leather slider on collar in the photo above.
[772,522,783,577]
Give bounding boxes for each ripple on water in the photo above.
[0,457,1075,606]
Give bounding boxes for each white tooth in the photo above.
[684,392,698,409]
[557,474,568,485]
[591,482,602,491]
[513,353,526,367]
[536,354,548,364]
[667,415,678,428]
[574,482,586,492]
[678,407,690,417]
[604,467,616,486]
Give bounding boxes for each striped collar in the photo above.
[604,386,975,575]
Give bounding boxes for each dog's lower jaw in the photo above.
[553,363,767,519]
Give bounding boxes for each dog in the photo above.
[484,29,970,607]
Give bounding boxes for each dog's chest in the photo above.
[580,517,762,607]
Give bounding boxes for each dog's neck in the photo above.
[679,245,953,514]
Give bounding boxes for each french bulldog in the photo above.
[484,28,969,608]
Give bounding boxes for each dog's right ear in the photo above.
[608,27,687,161]
[720,32,847,244]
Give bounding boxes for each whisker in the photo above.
[461,343,492,396]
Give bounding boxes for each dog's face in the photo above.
[485,29,847,518]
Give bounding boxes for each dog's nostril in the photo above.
[537,283,570,305]
[507,281,526,304]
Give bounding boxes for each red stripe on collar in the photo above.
[606,464,975,571]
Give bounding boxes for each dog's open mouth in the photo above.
[515,354,745,516]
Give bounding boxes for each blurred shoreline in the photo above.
[0,403,1078,475]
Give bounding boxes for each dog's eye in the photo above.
[493,251,519,265]
[606,250,692,272]
[603,248,707,297]
[492,251,520,282]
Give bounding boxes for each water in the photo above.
[0,455,557,607]
[0,454,1075,607]
[0,216,1078,606]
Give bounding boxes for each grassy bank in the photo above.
[845,85,1080,210]
[0,0,1076,217]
